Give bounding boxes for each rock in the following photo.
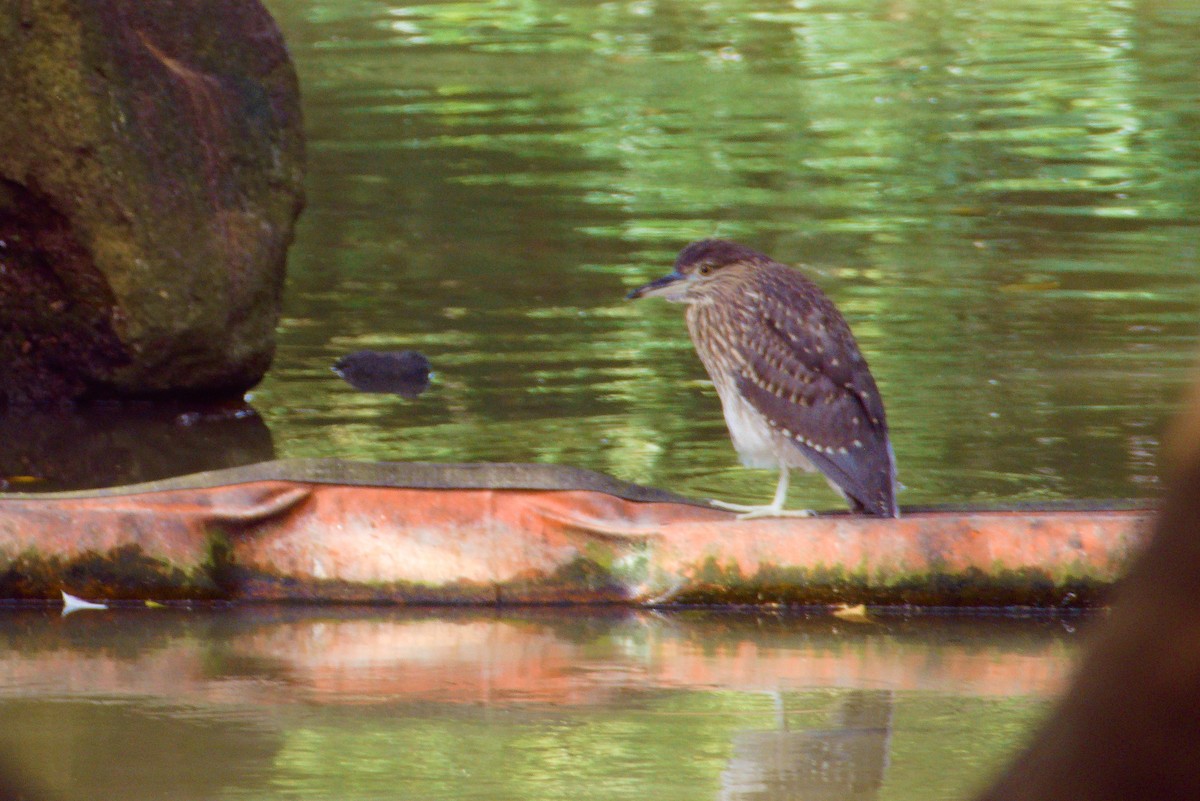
[0,0,305,406]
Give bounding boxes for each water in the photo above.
[242,0,1197,509]
[0,607,1080,800]
[2,0,1198,504]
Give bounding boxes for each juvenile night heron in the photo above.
[626,239,898,518]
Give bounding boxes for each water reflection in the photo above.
[0,608,1078,800]
[721,690,893,801]
[244,0,1200,508]
[0,402,274,492]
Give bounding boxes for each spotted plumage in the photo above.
[626,239,898,518]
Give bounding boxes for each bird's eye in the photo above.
[698,264,713,276]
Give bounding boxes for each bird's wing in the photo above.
[732,268,897,516]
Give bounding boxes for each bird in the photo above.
[626,239,898,518]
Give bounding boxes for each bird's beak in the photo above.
[626,271,686,300]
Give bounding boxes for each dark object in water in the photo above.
[332,350,431,398]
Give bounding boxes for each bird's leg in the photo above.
[710,467,815,519]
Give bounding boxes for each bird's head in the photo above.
[626,239,767,303]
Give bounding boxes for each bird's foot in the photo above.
[709,499,815,520]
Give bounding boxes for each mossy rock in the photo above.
[0,0,305,405]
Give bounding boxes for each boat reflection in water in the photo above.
[0,608,1074,801]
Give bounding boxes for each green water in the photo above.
[0,608,1075,800]
[238,0,1199,510]
[0,0,1196,504]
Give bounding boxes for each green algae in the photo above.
[0,544,221,601]
[672,556,1116,608]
